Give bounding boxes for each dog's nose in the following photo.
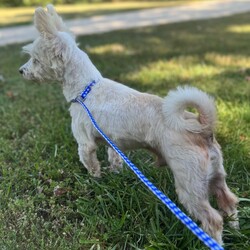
[19,68,24,74]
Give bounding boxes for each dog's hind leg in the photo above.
[107,147,123,173]
[209,171,239,229]
[168,158,224,245]
[208,144,239,229]
[78,143,101,178]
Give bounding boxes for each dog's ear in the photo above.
[22,43,33,55]
[46,5,71,33]
[34,7,57,37]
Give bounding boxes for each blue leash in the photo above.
[73,80,224,250]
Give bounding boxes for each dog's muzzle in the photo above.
[19,68,24,74]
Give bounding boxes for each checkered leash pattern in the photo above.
[72,80,224,250]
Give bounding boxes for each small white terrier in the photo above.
[19,5,239,244]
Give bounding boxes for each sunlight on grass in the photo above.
[217,100,250,176]
[218,100,250,138]
[227,24,250,33]
[0,8,34,26]
[125,56,221,90]
[56,1,188,13]
[86,43,132,55]
[205,53,250,67]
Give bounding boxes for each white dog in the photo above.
[19,5,239,244]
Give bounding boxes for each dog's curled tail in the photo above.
[163,86,217,133]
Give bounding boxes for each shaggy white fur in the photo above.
[19,5,239,245]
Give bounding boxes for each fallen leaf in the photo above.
[53,186,69,196]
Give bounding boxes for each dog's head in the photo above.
[19,5,76,82]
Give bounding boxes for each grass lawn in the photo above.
[0,11,250,250]
[0,1,197,28]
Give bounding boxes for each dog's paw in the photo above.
[108,163,123,174]
[228,219,240,230]
[89,169,101,178]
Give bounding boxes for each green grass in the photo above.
[0,12,250,250]
[0,1,196,28]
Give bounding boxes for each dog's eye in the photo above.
[33,59,39,64]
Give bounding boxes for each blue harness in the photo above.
[72,80,224,250]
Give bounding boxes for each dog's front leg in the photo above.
[78,142,101,178]
[71,109,101,177]
[107,147,123,173]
